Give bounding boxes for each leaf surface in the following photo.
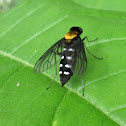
[0,0,126,125]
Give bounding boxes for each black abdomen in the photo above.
[59,55,73,87]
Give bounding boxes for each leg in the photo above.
[81,76,84,96]
[83,43,103,60]
[82,36,103,59]
[46,53,58,90]
[82,36,98,42]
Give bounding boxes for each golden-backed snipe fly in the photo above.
[34,27,103,96]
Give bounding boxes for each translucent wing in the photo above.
[34,38,65,73]
[71,41,87,76]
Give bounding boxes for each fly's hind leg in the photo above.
[84,44,103,59]
[82,36,103,59]
[46,52,59,90]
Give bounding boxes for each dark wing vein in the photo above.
[71,41,87,76]
[34,38,65,73]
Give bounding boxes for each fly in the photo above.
[34,27,103,96]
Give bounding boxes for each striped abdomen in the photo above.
[59,55,73,86]
[59,46,76,86]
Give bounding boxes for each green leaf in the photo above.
[71,0,126,12]
[0,0,126,126]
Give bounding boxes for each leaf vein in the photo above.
[51,91,69,126]
[85,70,126,87]
[0,50,120,126]
[109,104,126,113]
[11,15,68,54]
[0,3,46,39]
[87,37,126,47]
[0,1,28,22]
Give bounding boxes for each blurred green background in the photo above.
[0,0,126,126]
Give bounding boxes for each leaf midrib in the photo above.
[0,50,120,126]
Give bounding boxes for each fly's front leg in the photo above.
[82,36,98,42]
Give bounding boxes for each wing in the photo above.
[71,41,87,76]
[34,38,65,73]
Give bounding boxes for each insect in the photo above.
[34,27,103,96]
